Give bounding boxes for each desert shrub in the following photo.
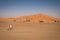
[26,20,30,22]
[39,21,44,23]
[54,20,56,22]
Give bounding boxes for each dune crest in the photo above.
[16,14,57,23]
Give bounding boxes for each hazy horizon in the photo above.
[0,0,60,18]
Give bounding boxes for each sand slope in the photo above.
[0,13,60,23]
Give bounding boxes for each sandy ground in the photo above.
[0,22,60,40]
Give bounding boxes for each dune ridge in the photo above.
[0,13,60,23]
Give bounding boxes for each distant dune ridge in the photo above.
[0,13,60,23]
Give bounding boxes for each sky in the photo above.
[0,0,60,18]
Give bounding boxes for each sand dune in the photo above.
[0,13,60,40]
[0,13,60,23]
[0,18,16,22]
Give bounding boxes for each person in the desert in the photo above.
[8,24,13,31]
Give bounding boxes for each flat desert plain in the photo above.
[0,22,60,40]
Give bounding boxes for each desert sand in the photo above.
[0,14,60,22]
[0,14,60,40]
[0,22,60,40]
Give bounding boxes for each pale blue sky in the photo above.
[0,0,60,18]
